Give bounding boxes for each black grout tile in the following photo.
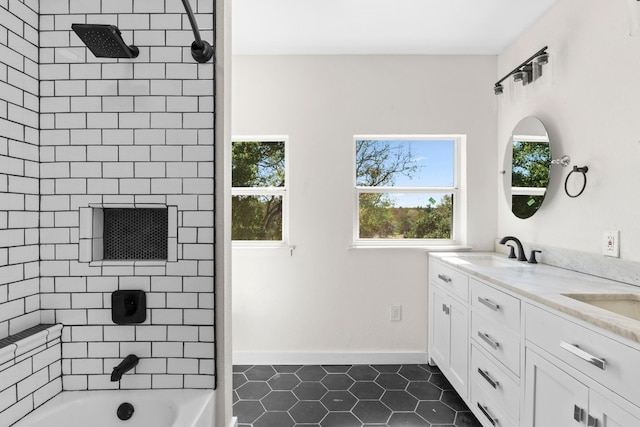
[273,365,302,373]
[267,373,300,391]
[321,373,355,390]
[347,365,379,381]
[350,381,385,400]
[233,364,482,427]
[293,381,328,400]
[297,365,328,381]
[322,365,351,373]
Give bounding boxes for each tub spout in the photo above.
[111,354,139,382]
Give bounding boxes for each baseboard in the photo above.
[228,416,238,427]
[233,352,429,365]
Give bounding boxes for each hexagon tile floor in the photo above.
[233,364,483,427]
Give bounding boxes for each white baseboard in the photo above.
[227,416,238,427]
[233,352,429,365]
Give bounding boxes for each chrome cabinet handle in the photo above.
[477,368,499,389]
[437,274,452,283]
[477,403,498,426]
[478,297,500,311]
[478,331,500,350]
[560,341,606,370]
[588,415,599,427]
[574,405,584,422]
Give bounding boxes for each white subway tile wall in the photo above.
[0,0,40,344]
[38,0,215,392]
[2,1,215,422]
[0,325,63,426]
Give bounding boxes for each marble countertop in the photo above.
[430,252,640,345]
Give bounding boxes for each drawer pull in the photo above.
[477,368,499,389]
[477,403,498,426]
[478,297,500,311]
[573,405,584,422]
[478,331,500,350]
[442,304,450,315]
[437,274,452,283]
[587,415,599,427]
[560,341,606,370]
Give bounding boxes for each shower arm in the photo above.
[181,0,204,47]
[180,0,213,63]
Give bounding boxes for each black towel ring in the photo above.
[564,165,589,198]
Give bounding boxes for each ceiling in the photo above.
[232,0,560,55]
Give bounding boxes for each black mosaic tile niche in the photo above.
[103,208,168,260]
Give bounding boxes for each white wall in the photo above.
[497,0,640,262]
[232,55,497,360]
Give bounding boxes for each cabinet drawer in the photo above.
[471,377,516,427]
[526,303,640,405]
[471,279,520,333]
[472,311,520,375]
[471,345,519,422]
[430,260,469,302]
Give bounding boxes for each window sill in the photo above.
[232,244,296,256]
[349,245,472,251]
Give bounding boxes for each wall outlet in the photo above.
[390,305,402,321]
[603,230,620,257]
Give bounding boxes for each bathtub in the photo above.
[13,389,214,427]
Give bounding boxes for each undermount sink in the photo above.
[563,293,640,322]
[453,255,531,268]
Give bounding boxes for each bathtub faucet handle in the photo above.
[111,354,139,382]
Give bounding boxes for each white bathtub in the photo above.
[13,389,214,427]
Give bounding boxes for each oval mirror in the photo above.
[503,117,551,219]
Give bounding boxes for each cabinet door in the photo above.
[524,349,589,427]
[430,287,451,368]
[429,285,468,399]
[588,391,640,427]
[449,297,468,398]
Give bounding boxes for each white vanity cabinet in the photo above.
[470,278,522,427]
[428,259,469,400]
[525,349,639,427]
[524,303,640,427]
[428,253,640,427]
[524,348,589,426]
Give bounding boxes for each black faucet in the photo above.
[111,354,139,382]
[499,236,527,262]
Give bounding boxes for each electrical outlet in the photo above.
[390,305,402,321]
[603,230,620,257]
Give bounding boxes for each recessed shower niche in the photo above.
[79,204,177,264]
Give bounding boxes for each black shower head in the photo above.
[72,24,139,59]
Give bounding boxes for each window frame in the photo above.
[353,134,466,248]
[231,135,289,248]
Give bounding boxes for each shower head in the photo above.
[72,24,139,59]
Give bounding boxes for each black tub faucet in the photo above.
[499,236,527,262]
[111,354,139,382]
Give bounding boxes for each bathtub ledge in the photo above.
[0,324,63,363]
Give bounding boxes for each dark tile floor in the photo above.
[233,364,482,427]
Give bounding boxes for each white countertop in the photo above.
[430,252,640,345]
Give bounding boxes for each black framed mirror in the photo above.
[503,117,551,219]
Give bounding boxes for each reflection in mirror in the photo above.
[504,117,551,219]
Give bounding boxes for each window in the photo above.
[232,136,288,245]
[354,135,464,246]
